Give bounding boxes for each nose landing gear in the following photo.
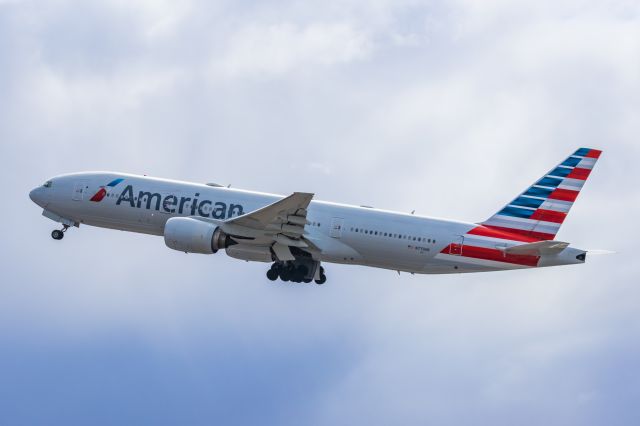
[51,225,69,240]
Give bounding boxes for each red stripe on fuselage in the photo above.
[567,167,591,180]
[548,188,579,202]
[440,244,539,267]
[529,209,567,224]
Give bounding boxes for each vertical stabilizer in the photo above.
[482,148,602,240]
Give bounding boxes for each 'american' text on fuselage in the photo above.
[116,185,244,219]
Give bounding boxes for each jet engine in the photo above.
[164,217,232,254]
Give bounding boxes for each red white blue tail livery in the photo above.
[483,147,602,240]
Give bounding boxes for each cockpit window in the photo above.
[43,180,52,188]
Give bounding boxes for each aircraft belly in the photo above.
[349,241,431,273]
[423,253,532,274]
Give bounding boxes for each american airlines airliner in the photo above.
[29,148,601,284]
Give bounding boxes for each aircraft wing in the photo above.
[227,192,313,230]
[219,192,315,257]
[504,240,570,256]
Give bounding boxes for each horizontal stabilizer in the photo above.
[504,240,570,256]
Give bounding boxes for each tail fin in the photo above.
[482,148,602,240]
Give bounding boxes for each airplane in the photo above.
[29,148,602,284]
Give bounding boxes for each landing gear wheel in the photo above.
[266,268,278,281]
[314,266,327,285]
[280,266,292,282]
[51,230,64,240]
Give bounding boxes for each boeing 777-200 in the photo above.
[29,148,602,284]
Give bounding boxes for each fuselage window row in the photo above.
[349,227,435,244]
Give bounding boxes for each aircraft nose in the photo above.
[29,187,45,206]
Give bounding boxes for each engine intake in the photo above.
[164,217,231,254]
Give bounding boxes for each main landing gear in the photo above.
[51,225,69,240]
[266,261,327,284]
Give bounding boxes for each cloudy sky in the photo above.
[0,0,638,424]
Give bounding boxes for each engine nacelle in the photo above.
[164,217,230,254]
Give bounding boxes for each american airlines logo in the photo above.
[90,178,124,202]
[116,184,244,219]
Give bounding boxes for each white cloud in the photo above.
[212,22,373,77]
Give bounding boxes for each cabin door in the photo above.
[73,181,88,201]
[330,217,344,238]
[449,236,464,255]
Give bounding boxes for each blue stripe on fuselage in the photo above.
[107,178,124,187]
